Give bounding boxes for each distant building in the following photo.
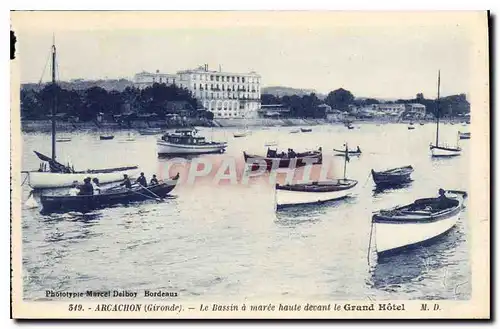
[177,64,261,119]
[404,103,426,118]
[376,103,406,116]
[133,70,177,89]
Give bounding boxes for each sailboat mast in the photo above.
[343,143,348,179]
[435,70,440,146]
[51,40,57,161]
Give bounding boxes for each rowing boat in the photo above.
[40,173,180,213]
[275,179,358,209]
[371,165,413,187]
[372,190,467,256]
[243,148,322,171]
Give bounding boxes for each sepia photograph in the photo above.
[10,11,490,319]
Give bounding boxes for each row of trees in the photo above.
[261,88,470,118]
[21,83,209,121]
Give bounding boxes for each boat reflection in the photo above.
[372,182,412,196]
[369,225,463,292]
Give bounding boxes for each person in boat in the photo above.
[136,172,148,187]
[69,180,80,196]
[150,174,159,186]
[435,188,454,210]
[356,146,361,153]
[288,148,297,158]
[78,177,94,196]
[91,178,101,195]
[120,174,132,189]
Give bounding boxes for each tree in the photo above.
[325,88,355,111]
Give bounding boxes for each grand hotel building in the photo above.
[133,65,261,119]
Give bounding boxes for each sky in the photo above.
[13,12,482,99]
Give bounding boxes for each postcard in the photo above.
[10,11,490,319]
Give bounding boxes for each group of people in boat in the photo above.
[69,172,160,196]
[265,148,300,158]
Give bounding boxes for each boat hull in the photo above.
[371,166,413,187]
[275,180,357,209]
[28,168,139,189]
[244,151,322,171]
[430,145,462,157]
[40,179,178,213]
[373,191,466,256]
[374,210,460,256]
[157,140,227,155]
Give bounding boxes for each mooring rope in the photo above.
[20,172,29,186]
[367,221,375,268]
[361,171,372,188]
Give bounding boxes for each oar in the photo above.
[127,188,163,202]
[139,185,164,201]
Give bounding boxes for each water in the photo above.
[21,123,471,300]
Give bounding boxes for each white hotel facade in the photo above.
[134,65,261,119]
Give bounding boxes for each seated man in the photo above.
[150,174,159,186]
[120,174,132,189]
[69,181,81,196]
[136,172,148,187]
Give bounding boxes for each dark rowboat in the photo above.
[40,173,180,213]
[300,128,312,133]
[371,165,413,187]
[100,135,115,140]
[458,131,470,140]
[372,190,467,256]
[243,148,322,171]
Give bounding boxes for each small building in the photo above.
[404,103,426,118]
[133,70,177,89]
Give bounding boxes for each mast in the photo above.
[435,70,440,146]
[343,143,348,180]
[51,37,57,160]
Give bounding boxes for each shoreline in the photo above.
[20,117,466,132]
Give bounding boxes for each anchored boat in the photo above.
[371,165,414,188]
[139,128,162,135]
[300,128,312,133]
[275,143,357,209]
[372,190,467,256]
[458,131,471,140]
[430,71,462,157]
[243,147,322,171]
[41,173,180,213]
[100,135,114,140]
[233,130,251,138]
[157,128,227,156]
[333,146,361,156]
[25,40,138,189]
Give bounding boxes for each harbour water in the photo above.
[21,123,470,300]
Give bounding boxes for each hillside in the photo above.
[22,79,134,92]
[262,86,325,99]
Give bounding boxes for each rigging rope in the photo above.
[37,49,53,85]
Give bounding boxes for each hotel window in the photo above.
[242,77,245,83]
[237,77,240,83]
[210,75,214,81]
[232,77,235,82]
[211,93,214,98]
[222,85,225,91]
[194,84,196,90]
